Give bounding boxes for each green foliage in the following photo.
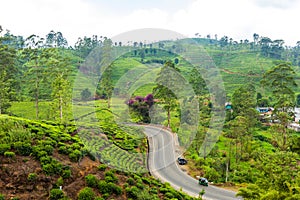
[62,169,72,179]
[69,149,82,162]
[49,188,65,200]
[0,143,11,155]
[0,70,13,114]
[13,141,32,156]
[153,60,181,127]
[41,157,63,176]
[0,194,5,200]
[81,88,92,100]
[27,173,38,182]
[126,177,135,185]
[85,174,98,188]
[50,72,72,122]
[77,187,95,200]
[55,177,64,188]
[104,170,118,183]
[126,186,139,198]
[4,151,15,158]
[97,164,107,171]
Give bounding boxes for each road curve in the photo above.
[143,125,243,200]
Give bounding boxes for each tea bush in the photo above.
[0,143,11,155]
[85,174,98,188]
[4,151,15,158]
[77,187,95,200]
[13,141,32,156]
[49,188,65,200]
[27,173,38,182]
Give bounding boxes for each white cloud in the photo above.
[253,0,299,9]
[1,0,300,46]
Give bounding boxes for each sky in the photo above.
[1,0,300,46]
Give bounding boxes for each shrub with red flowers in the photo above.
[127,94,154,123]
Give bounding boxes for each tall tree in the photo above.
[153,60,180,128]
[261,61,297,149]
[0,35,17,113]
[46,30,68,48]
[98,38,113,108]
[22,35,46,119]
[0,71,12,114]
[189,67,208,96]
[231,84,257,127]
[50,73,72,122]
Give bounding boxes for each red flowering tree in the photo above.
[127,94,154,123]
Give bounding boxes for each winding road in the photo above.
[143,125,243,200]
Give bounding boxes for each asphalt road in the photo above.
[143,125,243,200]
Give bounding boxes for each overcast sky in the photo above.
[1,0,300,46]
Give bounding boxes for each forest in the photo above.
[1,25,300,200]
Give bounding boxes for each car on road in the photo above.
[198,177,208,186]
[177,157,187,165]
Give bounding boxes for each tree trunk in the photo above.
[167,108,170,128]
[35,63,39,120]
[35,87,39,120]
[225,160,229,182]
[60,96,63,120]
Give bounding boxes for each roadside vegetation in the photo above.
[1,25,300,199]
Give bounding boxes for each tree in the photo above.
[0,71,12,114]
[127,94,155,123]
[231,84,257,127]
[74,35,102,58]
[0,38,17,113]
[261,61,297,149]
[46,30,68,48]
[296,94,300,106]
[226,116,250,165]
[253,33,259,45]
[81,88,92,101]
[50,73,71,122]
[189,67,208,96]
[98,38,113,108]
[22,34,46,119]
[259,37,272,57]
[153,60,180,128]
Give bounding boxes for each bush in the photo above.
[141,177,151,184]
[69,149,82,162]
[4,151,15,158]
[149,188,158,194]
[27,173,38,182]
[126,186,139,198]
[62,169,72,179]
[42,160,63,175]
[13,142,32,156]
[58,146,69,155]
[85,174,98,188]
[107,182,122,195]
[40,156,52,165]
[104,170,118,183]
[165,192,174,199]
[55,177,64,188]
[49,188,65,200]
[98,180,110,194]
[44,145,54,155]
[0,144,11,155]
[77,187,95,200]
[97,164,107,171]
[0,194,5,200]
[126,177,135,185]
